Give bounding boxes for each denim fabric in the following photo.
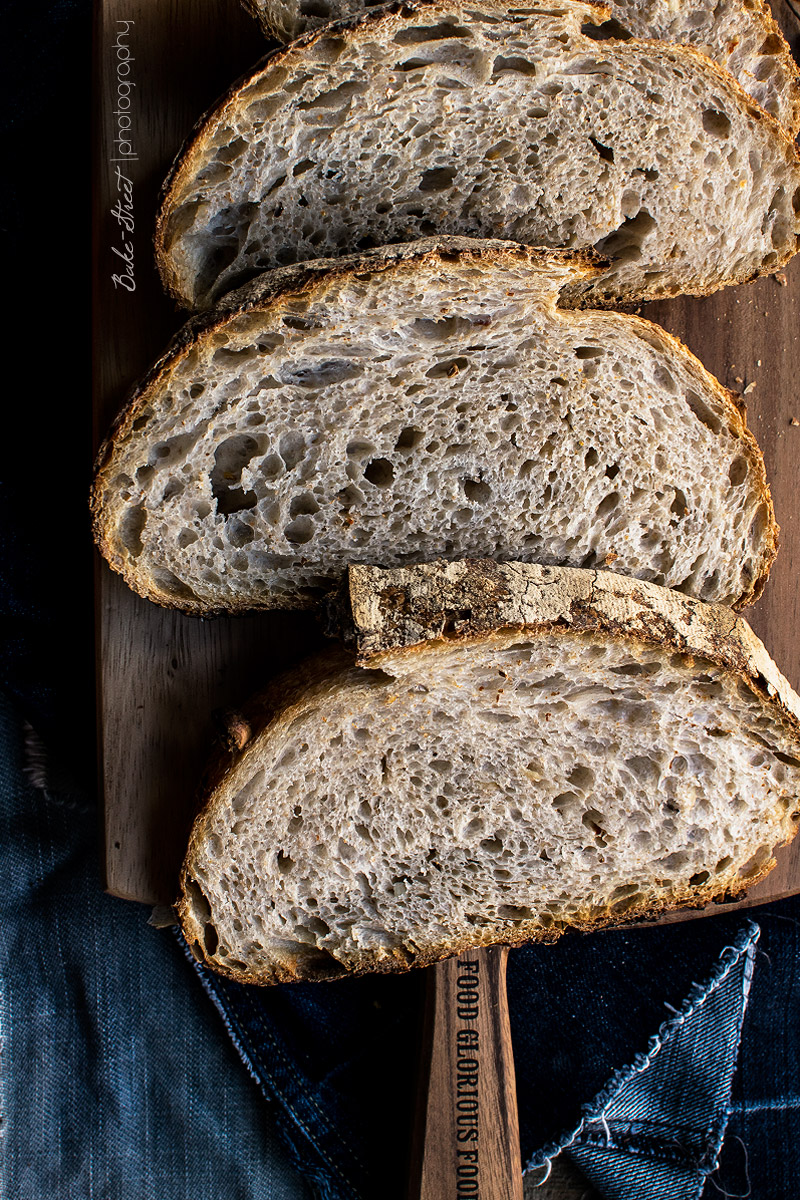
[0,691,311,1200]
[710,908,800,1199]
[530,925,759,1198]
[187,901,799,1200]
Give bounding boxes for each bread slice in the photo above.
[177,562,800,985]
[155,0,800,311]
[241,0,800,135]
[609,0,800,135]
[92,238,777,615]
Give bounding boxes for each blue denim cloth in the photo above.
[0,691,311,1200]
[189,894,800,1200]
[530,924,759,1197]
[5,675,799,1200]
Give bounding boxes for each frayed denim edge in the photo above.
[175,932,356,1200]
[523,919,760,1182]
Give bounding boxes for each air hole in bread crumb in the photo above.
[277,851,294,874]
[552,791,580,815]
[492,55,537,76]
[290,493,320,517]
[119,504,146,557]
[284,516,314,545]
[151,568,197,600]
[300,0,331,16]
[685,391,722,434]
[395,426,423,453]
[670,488,688,518]
[463,478,491,503]
[581,18,633,41]
[588,136,614,163]
[227,520,254,548]
[748,503,770,549]
[202,923,219,955]
[364,458,394,487]
[395,21,472,43]
[702,108,732,138]
[567,764,595,791]
[597,492,620,517]
[278,432,307,469]
[774,751,800,768]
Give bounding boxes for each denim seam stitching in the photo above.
[178,934,364,1197]
[234,981,372,1176]
[576,1125,717,1168]
[523,919,760,1180]
[0,964,7,1189]
[181,938,354,1197]
[221,984,354,1195]
[579,1116,715,1154]
[729,1097,800,1114]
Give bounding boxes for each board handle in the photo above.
[409,945,524,1200]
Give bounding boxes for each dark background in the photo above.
[1,2,94,789]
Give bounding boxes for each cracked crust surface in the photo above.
[349,561,800,726]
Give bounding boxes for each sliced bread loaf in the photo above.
[241,0,800,134]
[156,0,800,310]
[92,239,777,615]
[178,562,800,984]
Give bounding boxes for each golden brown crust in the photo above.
[178,856,776,986]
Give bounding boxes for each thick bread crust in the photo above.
[155,0,800,311]
[178,565,800,986]
[92,237,776,614]
[349,561,800,728]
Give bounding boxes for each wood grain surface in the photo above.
[94,0,800,910]
[410,947,523,1200]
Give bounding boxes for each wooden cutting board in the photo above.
[93,0,800,908]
